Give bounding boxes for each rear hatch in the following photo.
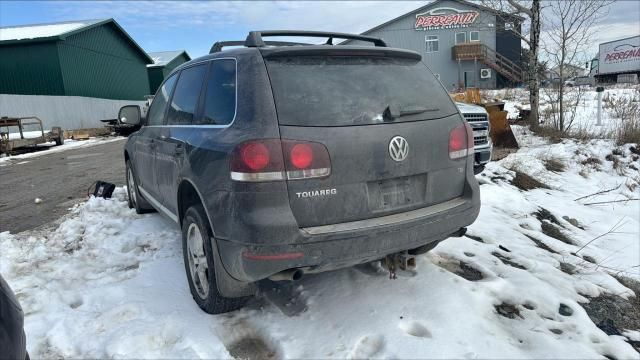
[264,50,469,228]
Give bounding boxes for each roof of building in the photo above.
[147,50,191,68]
[0,18,153,64]
[356,0,524,37]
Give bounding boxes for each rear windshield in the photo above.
[266,56,458,127]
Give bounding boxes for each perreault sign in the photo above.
[415,7,479,30]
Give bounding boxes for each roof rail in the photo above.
[210,40,311,53]
[244,30,387,48]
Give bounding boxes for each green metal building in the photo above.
[0,19,152,100]
[147,50,191,94]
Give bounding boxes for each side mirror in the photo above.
[118,105,141,125]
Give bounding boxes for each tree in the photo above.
[542,0,612,132]
[482,0,542,128]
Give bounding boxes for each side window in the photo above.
[147,74,177,126]
[425,35,439,53]
[166,64,207,125]
[470,31,480,42]
[197,59,237,125]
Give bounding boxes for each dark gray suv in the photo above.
[119,31,480,314]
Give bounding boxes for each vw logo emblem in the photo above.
[389,136,409,162]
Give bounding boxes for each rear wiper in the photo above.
[383,105,438,121]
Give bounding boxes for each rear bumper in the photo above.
[217,190,479,282]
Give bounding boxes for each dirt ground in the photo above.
[0,139,126,233]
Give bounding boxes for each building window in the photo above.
[470,31,480,42]
[505,22,514,30]
[455,32,466,44]
[425,35,439,53]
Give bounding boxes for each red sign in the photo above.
[415,7,479,30]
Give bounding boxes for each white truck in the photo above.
[591,35,640,84]
[456,102,492,174]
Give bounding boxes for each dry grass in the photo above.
[544,157,567,172]
[511,170,550,191]
[615,117,640,146]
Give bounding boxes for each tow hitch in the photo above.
[383,251,416,279]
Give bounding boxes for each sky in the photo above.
[0,0,639,59]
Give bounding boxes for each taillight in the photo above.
[282,140,331,180]
[230,139,331,182]
[449,122,474,159]
[230,139,285,182]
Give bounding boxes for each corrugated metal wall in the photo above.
[58,23,150,100]
[0,94,144,130]
[0,42,65,95]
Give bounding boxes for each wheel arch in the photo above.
[177,179,214,233]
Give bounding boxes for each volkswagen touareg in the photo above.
[119,31,481,314]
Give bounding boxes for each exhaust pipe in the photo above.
[268,269,304,282]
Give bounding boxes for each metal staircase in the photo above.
[452,43,523,83]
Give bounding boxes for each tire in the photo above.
[53,127,64,146]
[125,160,153,214]
[182,204,249,314]
[474,164,486,175]
[409,240,440,255]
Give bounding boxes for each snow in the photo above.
[0,137,125,165]
[0,20,102,41]
[7,130,46,140]
[148,50,186,67]
[0,126,638,358]
[484,86,640,136]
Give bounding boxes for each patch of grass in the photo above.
[543,157,567,172]
[495,303,522,319]
[581,157,602,167]
[511,170,550,191]
[615,117,640,146]
[524,234,559,254]
[492,252,527,270]
[562,215,585,230]
[559,262,577,275]
[580,276,640,352]
[541,222,575,245]
[534,208,563,227]
[530,125,565,143]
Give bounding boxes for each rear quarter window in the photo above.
[196,59,237,126]
[265,56,458,127]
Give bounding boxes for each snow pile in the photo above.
[0,136,638,358]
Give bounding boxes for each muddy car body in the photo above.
[120,31,481,313]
